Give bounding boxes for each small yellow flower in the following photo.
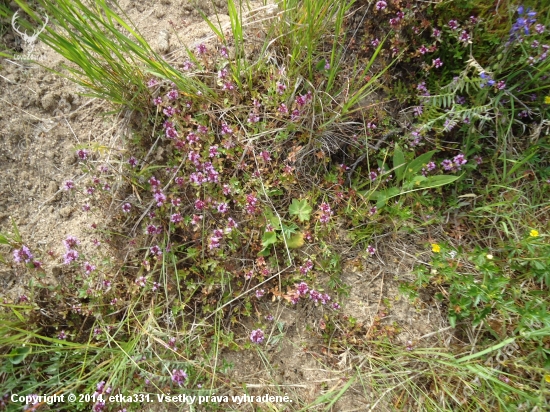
[545,96,550,105]
[431,243,441,253]
[530,229,539,238]
[545,374,550,383]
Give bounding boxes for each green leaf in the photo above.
[258,247,271,257]
[0,233,9,245]
[8,347,31,365]
[315,59,327,71]
[187,248,199,259]
[393,144,406,182]
[289,199,312,222]
[403,150,437,182]
[264,210,281,230]
[281,222,299,239]
[371,187,400,207]
[419,174,461,189]
[11,217,22,243]
[261,231,277,248]
[286,232,304,249]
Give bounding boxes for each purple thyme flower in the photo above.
[417,82,428,94]
[163,106,176,117]
[441,159,453,171]
[150,245,162,256]
[245,194,259,214]
[122,203,131,213]
[170,213,182,223]
[250,329,265,344]
[375,1,387,11]
[217,202,229,214]
[260,151,271,162]
[296,282,309,296]
[83,261,96,275]
[153,191,166,207]
[166,89,179,100]
[248,112,260,123]
[13,245,33,264]
[453,153,467,170]
[165,126,178,139]
[196,43,207,55]
[218,67,228,79]
[76,149,89,160]
[221,123,233,135]
[209,145,218,157]
[222,81,235,91]
[63,180,75,191]
[63,236,80,250]
[182,60,194,71]
[171,369,187,386]
[63,249,79,265]
[209,235,221,249]
[318,202,333,224]
[433,58,443,68]
[225,217,238,233]
[459,30,471,43]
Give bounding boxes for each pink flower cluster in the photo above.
[290,281,338,308]
[171,369,187,386]
[250,329,265,344]
[245,194,260,214]
[290,91,313,120]
[189,161,219,185]
[13,245,33,264]
[209,229,224,249]
[318,202,333,224]
[442,153,468,171]
[63,236,80,265]
[299,259,313,275]
[163,120,178,139]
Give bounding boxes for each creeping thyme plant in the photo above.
[1,0,550,411]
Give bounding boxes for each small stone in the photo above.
[41,93,57,111]
[59,206,72,218]
[155,30,170,54]
[64,152,76,165]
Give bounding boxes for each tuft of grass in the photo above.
[15,0,216,110]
